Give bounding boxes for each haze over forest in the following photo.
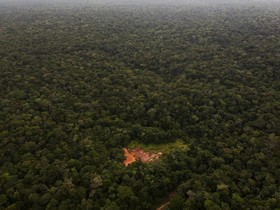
[0,0,279,209]
[1,0,280,7]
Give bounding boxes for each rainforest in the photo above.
[0,1,279,209]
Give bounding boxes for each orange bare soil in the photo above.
[123,147,162,166]
[123,148,136,166]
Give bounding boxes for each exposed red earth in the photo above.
[123,147,162,166]
[123,148,136,166]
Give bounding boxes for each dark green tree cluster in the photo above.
[0,2,279,210]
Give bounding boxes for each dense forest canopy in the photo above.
[0,1,279,209]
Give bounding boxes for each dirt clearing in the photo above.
[123,147,162,166]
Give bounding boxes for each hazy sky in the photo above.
[0,0,279,4]
[0,0,279,7]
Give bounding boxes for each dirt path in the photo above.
[156,191,177,210]
[157,202,170,210]
[123,148,136,166]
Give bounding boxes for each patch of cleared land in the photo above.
[128,139,187,154]
[123,139,188,166]
[123,148,136,166]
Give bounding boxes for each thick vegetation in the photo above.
[0,2,279,210]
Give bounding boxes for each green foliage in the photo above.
[0,2,279,210]
[128,139,187,154]
[168,195,185,210]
